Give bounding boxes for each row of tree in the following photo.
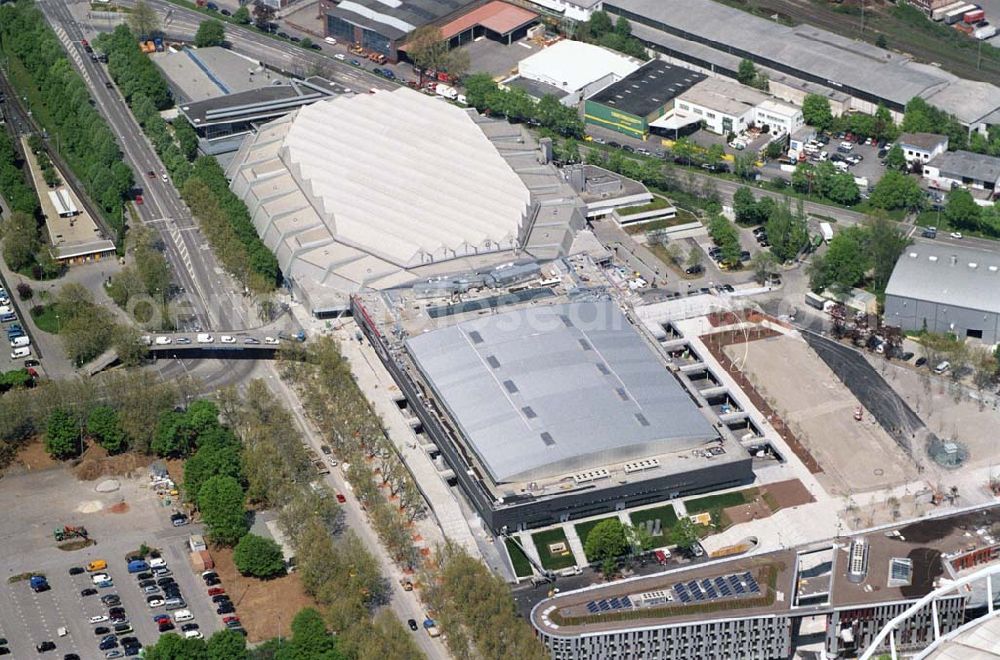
[424,543,548,659]
[576,10,648,60]
[707,215,742,267]
[801,95,899,143]
[942,187,1000,237]
[0,368,32,393]
[464,74,584,138]
[791,160,860,205]
[106,228,174,328]
[96,25,279,293]
[731,188,811,262]
[0,2,133,237]
[808,215,910,297]
[0,129,38,216]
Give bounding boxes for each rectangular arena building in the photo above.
[397,300,752,532]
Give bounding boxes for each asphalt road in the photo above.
[36,0,254,332]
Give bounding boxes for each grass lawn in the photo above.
[628,505,679,542]
[30,305,60,334]
[574,516,620,560]
[505,538,534,578]
[685,488,759,515]
[531,528,577,571]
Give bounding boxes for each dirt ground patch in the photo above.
[211,546,315,642]
[723,499,771,526]
[727,335,918,494]
[12,439,60,471]
[764,479,814,511]
[702,329,822,474]
[74,444,153,481]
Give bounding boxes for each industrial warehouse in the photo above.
[226,86,584,315]
[353,293,753,533]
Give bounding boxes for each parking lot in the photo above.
[0,465,223,656]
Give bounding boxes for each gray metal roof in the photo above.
[606,0,1000,122]
[927,150,1000,185]
[885,243,1000,315]
[326,0,477,40]
[897,132,948,153]
[405,301,718,484]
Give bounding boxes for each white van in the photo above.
[11,346,30,359]
[324,37,337,45]
[172,609,193,622]
[196,333,214,344]
[934,360,951,375]
[10,335,30,348]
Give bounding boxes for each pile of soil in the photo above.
[73,444,152,481]
[13,439,59,471]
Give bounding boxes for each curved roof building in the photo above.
[404,300,719,484]
[227,87,582,313]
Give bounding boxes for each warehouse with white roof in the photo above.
[226,87,584,315]
[510,40,642,106]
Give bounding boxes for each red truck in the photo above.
[964,9,986,23]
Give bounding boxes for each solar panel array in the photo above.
[671,572,759,604]
[585,595,634,614]
[583,572,761,614]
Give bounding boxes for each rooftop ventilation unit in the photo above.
[624,458,661,473]
[572,468,610,484]
[847,539,869,584]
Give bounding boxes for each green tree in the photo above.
[766,199,808,262]
[672,136,696,165]
[809,226,870,294]
[198,475,248,545]
[586,10,614,38]
[669,517,701,552]
[868,214,910,294]
[404,25,448,72]
[733,151,757,180]
[87,406,127,454]
[945,188,982,231]
[583,519,629,562]
[231,6,250,24]
[142,633,208,660]
[45,408,80,458]
[1,211,40,273]
[232,533,285,578]
[289,607,339,657]
[802,94,833,130]
[751,250,778,285]
[733,186,759,225]
[183,441,242,503]
[252,2,276,32]
[737,58,757,86]
[876,33,888,48]
[206,629,248,660]
[127,0,160,38]
[884,144,906,171]
[869,170,923,211]
[195,19,225,47]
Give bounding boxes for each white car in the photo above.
[89,615,109,624]
[950,232,963,239]
[184,630,203,640]
[147,597,165,608]
[172,609,193,622]
[264,336,279,345]
[155,336,171,345]
[220,335,235,344]
[91,573,111,584]
[160,172,168,182]
[149,557,166,568]
[334,53,345,61]
[196,333,214,344]
[0,305,11,315]
[324,36,337,45]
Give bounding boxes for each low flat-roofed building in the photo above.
[513,40,641,107]
[523,0,601,21]
[884,242,1000,343]
[584,60,706,139]
[673,78,802,136]
[395,299,751,531]
[923,150,1000,196]
[154,47,288,104]
[897,132,949,165]
[562,164,653,219]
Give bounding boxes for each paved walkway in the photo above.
[564,524,587,567]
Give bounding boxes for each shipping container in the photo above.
[944,4,977,24]
[964,8,985,22]
[933,0,967,20]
